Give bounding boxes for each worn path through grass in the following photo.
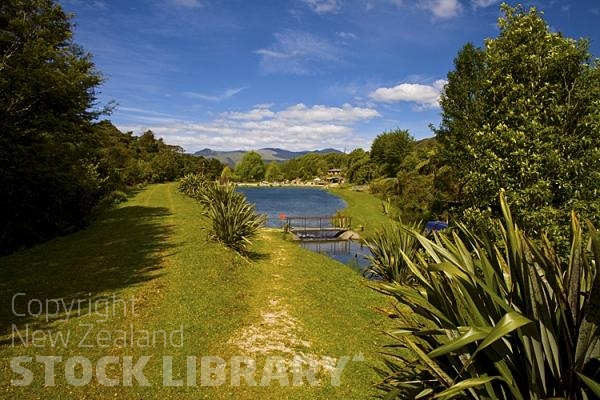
[0,183,390,399]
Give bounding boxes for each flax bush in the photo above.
[375,191,600,399]
[179,176,265,254]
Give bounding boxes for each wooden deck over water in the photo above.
[284,215,353,239]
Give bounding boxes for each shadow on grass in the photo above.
[0,205,174,342]
[244,250,271,263]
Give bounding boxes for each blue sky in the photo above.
[59,0,600,152]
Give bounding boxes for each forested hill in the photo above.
[194,147,342,167]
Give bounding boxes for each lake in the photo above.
[237,186,347,227]
[238,186,372,274]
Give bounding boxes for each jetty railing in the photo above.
[285,215,351,231]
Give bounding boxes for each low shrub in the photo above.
[178,173,207,199]
[179,178,265,254]
[364,220,422,284]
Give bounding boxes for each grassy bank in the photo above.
[0,183,389,399]
[329,187,395,238]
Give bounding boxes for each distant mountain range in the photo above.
[193,147,342,167]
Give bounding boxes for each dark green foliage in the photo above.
[0,0,221,255]
[434,4,600,243]
[274,147,380,185]
[435,43,485,191]
[367,138,444,221]
[370,129,415,177]
[364,220,422,284]
[281,153,329,181]
[369,178,398,197]
[95,125,221,186]
[0,1,203,254]
[0,0,104,254]
[264,162,284,182]
[344,148,377,185]
[234,151,266,182]
[375,192,600,399]
[395,138,441,220]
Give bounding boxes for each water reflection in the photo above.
[300,240,371,273]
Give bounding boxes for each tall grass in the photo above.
[374,191,600,399]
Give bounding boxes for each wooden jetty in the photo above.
[284,215,354,240]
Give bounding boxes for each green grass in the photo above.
[329,187,396,238]
[0,183,389,399]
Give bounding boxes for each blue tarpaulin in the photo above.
[424,220,448,233]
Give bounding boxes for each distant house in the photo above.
[326,168,343,183]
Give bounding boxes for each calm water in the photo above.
[237,186,347,227]
[300,240,372,273]
[238,186,373,274]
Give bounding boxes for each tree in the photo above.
[395,138,440,220]
[434,42,485,201]
[345,148,377,184]
[370,129,415,177]
[0,0,105,253]
[434,4,600,241]
[150,147,185,182]
[205,158,225,181]
[264,162,283,182]
[234,151,265,182]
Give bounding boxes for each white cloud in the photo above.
[118,107,188,122]
[255,30,340,75]
[302,0,341,14]
[419,0,462,18]
[387,0,462,18]
[277,103,379,122]
[336,31,357,40]
[223,106,275,121]
[184,87,246,101]
[117,103,379,151]
[254,49,288,59]
[471,0,499,8]
[369,80,447,108]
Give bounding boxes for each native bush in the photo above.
[178,173,208,199]
[200,184,266,253]
[435,5,600,245]
[364,220,422,284]
[374,191,600,399]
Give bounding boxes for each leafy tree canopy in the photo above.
[0,0,103,253]
[264,162,284,182]
[235,151,265,182]
[370,129,415,177]
[435,4,600,241]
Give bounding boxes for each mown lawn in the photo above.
[0,183,390,399]
[329,187,395,238]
